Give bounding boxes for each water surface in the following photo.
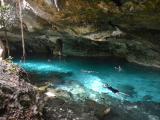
[12,53,160,102]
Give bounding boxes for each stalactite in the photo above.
[54,0,60,11]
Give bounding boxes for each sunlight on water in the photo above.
[13,53,160,102]
[88,78,102,91]
[20,62,65,72]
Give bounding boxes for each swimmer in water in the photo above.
[48,59,51,62]
[81,69,98,73]
[115,66,123,71]
[101,83,129,100]
[115,66,122,69]
[19,60,23,63]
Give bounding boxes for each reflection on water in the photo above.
[12,53,160,102]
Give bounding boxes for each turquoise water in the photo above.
[12,53,160,102]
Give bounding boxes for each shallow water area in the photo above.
[12,53,160,103]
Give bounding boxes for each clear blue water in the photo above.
[12,53,160,102]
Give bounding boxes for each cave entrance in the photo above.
[110,0,122,7]
[53,39,62,55]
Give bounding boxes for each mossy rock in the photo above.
[84,99,110,117]
[37,82,51,88]
[38,87,46,92]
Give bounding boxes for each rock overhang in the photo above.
[0,0,160,67]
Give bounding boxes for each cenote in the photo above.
[12,53,160,103]
[1,0,160,119]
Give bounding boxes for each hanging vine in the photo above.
[19,0,26,63]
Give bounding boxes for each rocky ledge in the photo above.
[0,60,43,120]
[0,61,110,120]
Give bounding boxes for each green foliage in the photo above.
[2,65,19,75]
[21,106,27,109]
[0,4,17,57]
[0,4,23,30]
[0,4,15,29]
[2,56,18,73]
[4,56,14,63]
[0,4,11,9]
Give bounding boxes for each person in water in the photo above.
[101,83,129,100]
[115,66,123,72]
[115,66,122,69]
[19,60,23,63]
[48,59,51,62]
[81,69,98,73]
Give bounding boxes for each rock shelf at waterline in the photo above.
[0,60,110,120]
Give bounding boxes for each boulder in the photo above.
[84,99,110,118]
[0,61,43,120]
[43,97,110,120]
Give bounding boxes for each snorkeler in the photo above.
[101,83,129,100]
[81,69,98,73]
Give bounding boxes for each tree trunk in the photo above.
[0,39,5,60]
[4,29,10,57]
[3,21,10,57]
[0,4,10,57]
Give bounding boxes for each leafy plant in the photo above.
[21,106,27,109]
[4,56,14,63]
[0,4,18,57]
[2,56,18,73]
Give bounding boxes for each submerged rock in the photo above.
[37,82,51,88]
[47,88,73,100]
[84,99,110,117]
[37,82,51,92]
[148,115,159,120]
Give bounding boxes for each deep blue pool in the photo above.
[12,53,160,102]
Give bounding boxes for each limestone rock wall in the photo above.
[0,0,160,67]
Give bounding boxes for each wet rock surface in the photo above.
[43,97,110,120]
